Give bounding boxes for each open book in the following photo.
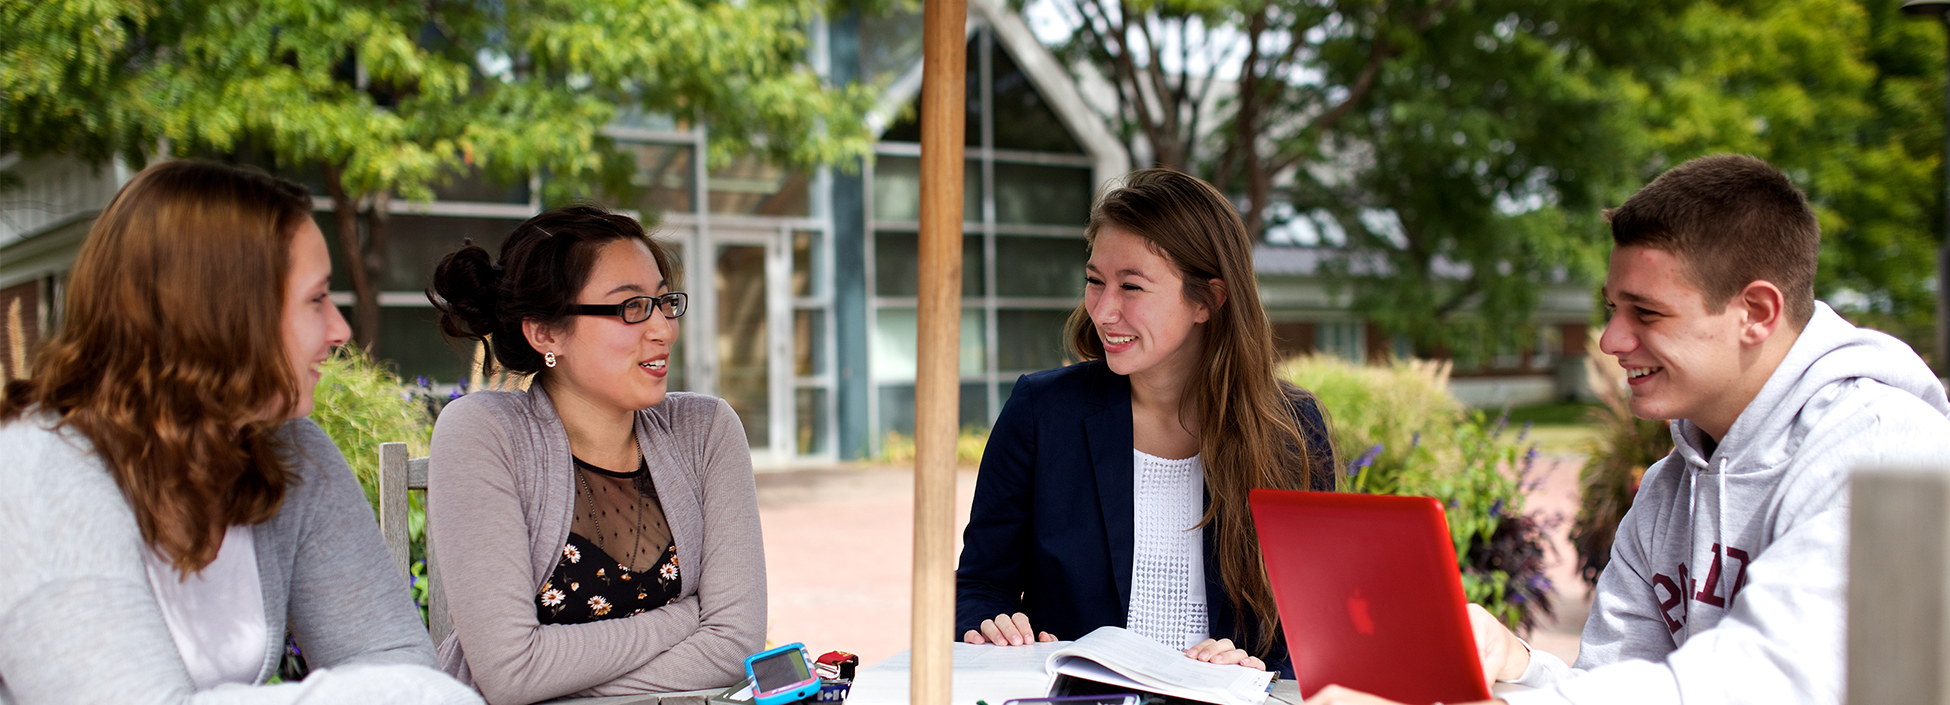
[844,627,1274,705]
[1046,627,1275,705]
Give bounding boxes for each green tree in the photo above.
[1633,0,1943,356]
[1052,0,1943,358]
[2,0,873,351]
[1047,0,1693,356]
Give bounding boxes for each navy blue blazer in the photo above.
[954,360,1334,674]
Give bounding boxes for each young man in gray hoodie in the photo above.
[1305,154,1950,705]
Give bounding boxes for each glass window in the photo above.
[1317,321,1366,363]
[960,381,989,430]
[428,166,530,204]
[612,108,682,132]
[874,382,989,437]
[792,230,818,298]
[871,155,980,223]
[877,384,915,436]
[668,336,688,393]
[1533,326,1561,370]
[322,215,527,292]
[878,37,980,146]
[709,154,809,217]
[794,309,825,377]
[717,244,771,447]
[796,388,828,456]
[873,232,984,297]
[318,214,354,292]
[859,8,925,88]
[372,306,473,384]
[995,236,1086,298]
[997,309,1074,373]
[993,162,1092,226]
[626,142,696,214]
[871,308,986,380]
[989,43,1084,154]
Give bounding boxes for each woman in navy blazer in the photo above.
[955,169,1336,674]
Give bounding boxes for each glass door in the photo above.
[714,238,772,452]
[708,227,794,459]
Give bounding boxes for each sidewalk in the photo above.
[758,455,1590,667]
[756,465,979,664]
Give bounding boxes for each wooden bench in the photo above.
[378,441,450,645]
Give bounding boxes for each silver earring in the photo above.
[544,352,557,368]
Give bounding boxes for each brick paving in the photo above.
[757,455,1590,668]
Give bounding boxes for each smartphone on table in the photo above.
[744,643,821,705]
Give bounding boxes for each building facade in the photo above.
[0,0,1592,465]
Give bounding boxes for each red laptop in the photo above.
[1249,489,1491,705]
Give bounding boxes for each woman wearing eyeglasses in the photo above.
[425,205,763,705]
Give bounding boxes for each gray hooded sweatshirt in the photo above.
[1506,302,1950,705]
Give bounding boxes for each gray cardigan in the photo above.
[0,414,478,704]
[427,387,765,705]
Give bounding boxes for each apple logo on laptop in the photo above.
[1347,590,1376,635]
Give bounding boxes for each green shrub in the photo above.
[1281,355,1553,632]
[307,348,440,622]
[876,427,990,466]
[310,348,436,502]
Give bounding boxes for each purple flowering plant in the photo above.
[1283,355,1554,632]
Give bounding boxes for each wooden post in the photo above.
[914,0,969,701]
[379,442,412,576]
[1848,465,1950,705]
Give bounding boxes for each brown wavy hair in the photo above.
[1067,168,1335,654]
[0,160,314,575]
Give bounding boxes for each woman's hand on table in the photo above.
[963,612,1057,645]
[1182,638,1265,671]
[1300,685,1502,705]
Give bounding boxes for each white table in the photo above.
[537,687,726,705]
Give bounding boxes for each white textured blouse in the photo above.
[1125,449,1209,650]
[140,523,268,690]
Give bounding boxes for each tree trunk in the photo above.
[1231,8,1270,238]
[362,190,392,356]
[320,161,380,351]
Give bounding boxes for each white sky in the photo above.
[1020,0,1252,81]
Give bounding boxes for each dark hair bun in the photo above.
[427,205,673,377]
[429,240,505,341]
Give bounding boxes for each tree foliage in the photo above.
[1634,0,1944,355]
[1046,0,1946,357]
[2,0,874,350]
[1046,0,1691,355]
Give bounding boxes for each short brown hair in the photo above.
[0,160,315,575]
[1607,154,1820,327]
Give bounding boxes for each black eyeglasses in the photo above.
[575,292,688,323]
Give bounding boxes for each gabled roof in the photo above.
[867,0,1129,187]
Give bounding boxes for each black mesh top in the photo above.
[534,455,682,624]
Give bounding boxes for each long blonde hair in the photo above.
[0,160,314,575]
[1067,168,1335,653]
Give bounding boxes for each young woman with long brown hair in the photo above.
[955,168,1336,675]
[0,160,477,703]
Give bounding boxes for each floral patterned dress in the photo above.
[535,534,681,623]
